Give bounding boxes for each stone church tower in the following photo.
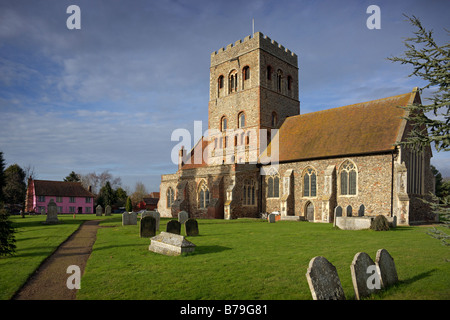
[207,32,299,165]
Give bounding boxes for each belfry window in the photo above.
[277,69,283,92]
[287,76,293,91]
[340,160,357,195]
[221,116,227,132]
[229,71,238,93]
[267,65,272,80]
[271,112,278,127]
[243,66,250,80]
[238,112,245,128]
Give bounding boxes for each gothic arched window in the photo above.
[166,187,174,208]
[340,160,357,195]
[229,70,238,93]
[221,116,227,132]
[243,179,256,206]
[268,174,280,198]
[303,167,317,197]
[198,181,210,209]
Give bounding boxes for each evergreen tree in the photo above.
[64,171,81,182]
[0,152,16,256]
[389,15,449,245]
[125,196,132,213]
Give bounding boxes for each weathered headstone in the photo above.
[306,256,346,300]
[375,249,398,288]
[346,205,352,217]
[150,211,160,231]
[268,213,276,223]
[178,211,189,224]
[140,215,156,238]
[96,205,103,216]
[350,252,381,300]
[185,218,199,236]
[45,199,59,224]
[149,232,196,256]
[122,212,137,225]
[358,204,365,217]
[335,206,342,217]
[166,220,181,235]
[105,205,112,216]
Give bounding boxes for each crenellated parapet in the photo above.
[211,32,298,67]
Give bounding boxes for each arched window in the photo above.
[221,116,227,132]
[303,167,317,197]
[229,70,238,93]
[271,112,278,127]
[340,160,357,195]
[166,187,174,208]
[277,69,283,92]
[243,179,256,206]
[268,174,280,198]
[238,112,245,128]
[218,75,224,89]
[287,76,293,91]
[243,66,250,80]
[198,181,210,209]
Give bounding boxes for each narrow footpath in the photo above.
[12,219,101,300]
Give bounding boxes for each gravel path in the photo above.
[12,219,101,300]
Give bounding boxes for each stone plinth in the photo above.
[149,232,196,256]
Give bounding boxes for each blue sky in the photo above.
[0,0,449,193]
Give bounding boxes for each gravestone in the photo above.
[306,256,346,300]
[178,211,189,224]
[350,252,381,300]
[96,205,103,216]
[150,211,160,231]
[122,212,137,225]
[166,220,181,235]
[105,205,112,216]
[358,204,365,217]
[375,249,398,288]
[185,218,199,236]
[335,206,342,217]
[268,213,276,223]
[149,232,196,256]
[45,199,59,224]
[140,216,156,238]
[346,205,352,217]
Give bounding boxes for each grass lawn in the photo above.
[0,214,112,300]
[1,214,449,300]
[78,216,449,300]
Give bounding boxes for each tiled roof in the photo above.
[261,89,420,163]
[33,180,95,197]
[181,137,209,170]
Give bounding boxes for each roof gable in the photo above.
[33,180,95,197]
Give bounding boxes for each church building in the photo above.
[158,32,435,226]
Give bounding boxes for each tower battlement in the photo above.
[211,32,298,68]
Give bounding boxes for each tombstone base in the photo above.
[149,232,196,256]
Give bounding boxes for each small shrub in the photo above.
[370,215,390,231]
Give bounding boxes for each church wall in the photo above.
[262,153,395,221]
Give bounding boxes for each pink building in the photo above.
[26,179,95,214]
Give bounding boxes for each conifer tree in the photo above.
[0,152,16,256]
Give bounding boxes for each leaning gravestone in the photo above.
[166,220,181,235]
[105,205,112,216]
[185,218,199,236]
[375,249,398,288]
[306,256,346,300]
[178,211,189,224]
[140,216,156,238]
[149,232,196,256]
[122,212,137,225]
[45,199,59,224]
[346,205,352,217]
[96,205,103,216]
[358,204,365,217]
[350,252,381,300]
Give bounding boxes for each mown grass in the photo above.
[77,216,450,300]
[0,214,112,300]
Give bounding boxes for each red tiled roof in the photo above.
[33,180,95,197]
[181,137,210,170]
[261,89,419,162]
